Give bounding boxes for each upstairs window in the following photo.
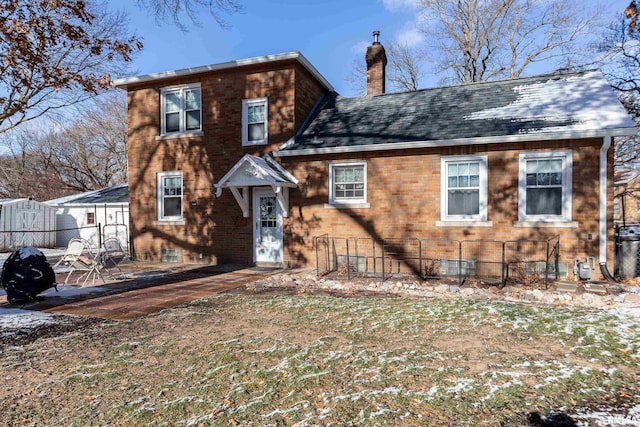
[242,97,268,146]
[329,162,367,205]
[161,84,201,135]
[518,150,572,222]
[441,155,488,221]
[157,171,183,221]
[86,212,95,225]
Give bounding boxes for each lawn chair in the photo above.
[99,238,133,280]
[52,238,105,287]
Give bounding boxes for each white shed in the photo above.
[45,184,129,250]
[0,198,57,250]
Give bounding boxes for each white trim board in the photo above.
[113,52,334,92]
[274,128,637,157]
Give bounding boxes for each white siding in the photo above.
[0,199,56,250]
[54,204,129,250]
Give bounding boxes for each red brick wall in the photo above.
[126,59,327,263]
[280,138,615,279]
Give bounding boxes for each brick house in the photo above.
[114,35,635,280]
[615,169,640,225]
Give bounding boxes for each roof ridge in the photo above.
[338,69,602,101]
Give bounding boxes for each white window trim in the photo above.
[518,150,572,223]
[160,83,202,136]
[440,155,488,222]
[327,161,368,208]
[157,171,183,222]
[242,97,268,146]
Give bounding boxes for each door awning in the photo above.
[214,154,298,218]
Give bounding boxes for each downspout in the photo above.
[599,135,618,284]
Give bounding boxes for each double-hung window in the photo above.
[518,150,572,222]
[441,155,488,221]
[242,97,268,146]
[158,171,183,221]
[161,84,201,135]
[329,162,367,205]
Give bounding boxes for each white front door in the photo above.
[253,188,283,264]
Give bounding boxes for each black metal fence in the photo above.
[315,235,561,288]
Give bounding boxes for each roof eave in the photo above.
[274,127,638,157]
[112,51,334,92]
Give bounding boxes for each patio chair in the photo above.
[52,238,105,287]
[99,238,133,280]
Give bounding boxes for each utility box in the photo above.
[574,257,595,280]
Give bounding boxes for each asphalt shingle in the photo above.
[282,70,634,153]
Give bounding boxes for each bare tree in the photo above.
[595,6,640,167]
[32,93,128,192]
[418,0,596,84]
[0,128,70,200]
[0,92,128,198]
[0,1,142,134]
[134,0,242,29]
[387,42,425,92]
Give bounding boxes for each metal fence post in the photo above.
[458,241,463,286]
[315,236,320,277]
[419,239,423,285]
[372,239,376,278]
[544,239,550,289]
[501,242,506,287]
[381,240,385,285]
[346,239,351,280]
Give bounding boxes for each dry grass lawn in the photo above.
[1,288,639,426]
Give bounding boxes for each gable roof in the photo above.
[276,70,636,157]
[112,51,334,91]
[214,154,298,197]
[45,184,128,206]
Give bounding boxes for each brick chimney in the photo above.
[366,30,387,96]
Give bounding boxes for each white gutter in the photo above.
[274,127,637,157]
[599,135,612,264]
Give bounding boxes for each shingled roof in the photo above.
[46,184,128,205]
[276,70,635,156]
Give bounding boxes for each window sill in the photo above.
[513,221,578,228]
[242,141,268,147]
[324,202,370,209]
[156,131,203,141]
[436,220,493,227]
[154,220,185,226]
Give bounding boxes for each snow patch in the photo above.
[464,71,634,132]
